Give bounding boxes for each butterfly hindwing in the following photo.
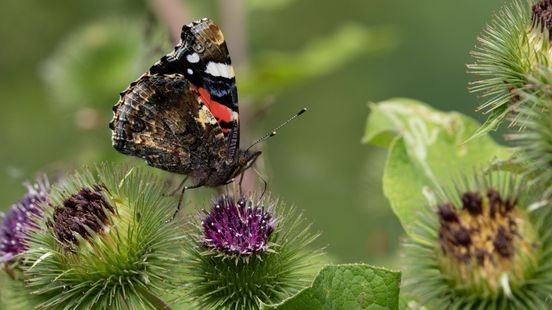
[110,74,225,174]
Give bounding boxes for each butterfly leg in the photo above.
[237,166,269,198]
[238,172,245,195]
[164,176,189,197]
[260,177,268,200]
[254,167,268,200]
[167,181,204,223]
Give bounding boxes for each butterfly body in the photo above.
[110,18,260,188]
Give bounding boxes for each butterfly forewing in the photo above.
[149,18,240,159]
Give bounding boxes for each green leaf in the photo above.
[361,101,400,147]
[268,264,401,309]
[363,98,509,236]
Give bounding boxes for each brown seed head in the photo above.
[48,184,115,252]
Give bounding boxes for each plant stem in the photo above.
[148,0,190,44]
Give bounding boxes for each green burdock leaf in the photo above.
[268,264,400,309]
[362,98,509,236]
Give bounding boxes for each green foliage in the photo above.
[363,99,509,236]
[366,97,552,307]
[361,1,552,308]
[269,264,401,309]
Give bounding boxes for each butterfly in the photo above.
[109,18,261,198]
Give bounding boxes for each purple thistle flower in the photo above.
[202,196,276,256]
[0,176,50,263]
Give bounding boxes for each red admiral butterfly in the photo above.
[110,18,261,193]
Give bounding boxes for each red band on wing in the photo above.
[198,88,233,129]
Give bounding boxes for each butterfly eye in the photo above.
[192,42,205,53]
[130,119,145,132]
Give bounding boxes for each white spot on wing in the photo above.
[187,69,193,75]
[186,53,200,63]
[205,61,235,79]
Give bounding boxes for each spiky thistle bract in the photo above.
[506,68,552,199]
[468,0,551,138]
[403,172,552,309]
[182,195,322,310]
[23,164,184,310]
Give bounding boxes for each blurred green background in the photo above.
[0,0,503,265]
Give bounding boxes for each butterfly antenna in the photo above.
[246,108,307,152]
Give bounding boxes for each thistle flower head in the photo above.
[437,189,534,296]
[183,194,322,309]
[24,165,184,309]
[404,173,552,308]
[0,176,49,265]
[202,196,275,256]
